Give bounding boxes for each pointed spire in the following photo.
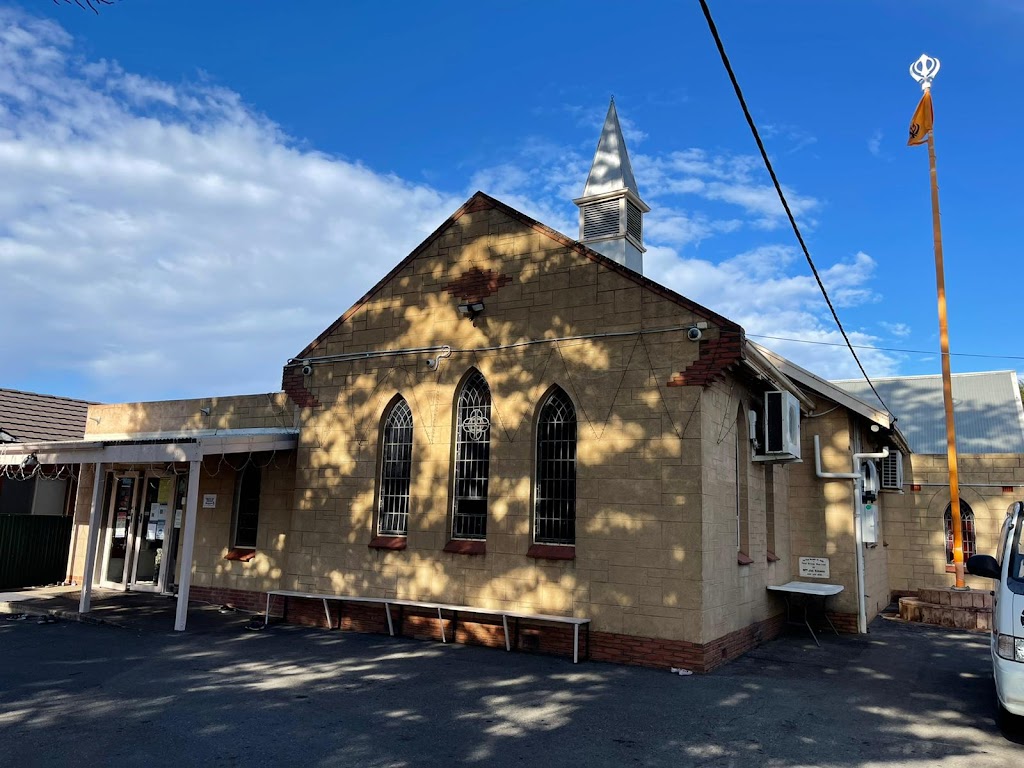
[573,99,650,274]
[582,99,640,198]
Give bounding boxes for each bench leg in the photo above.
[264,592,271,626]
[573,624,580,664]
[438,607,446,643]
[801,598,820,647]
[823,597,839,636]
[323,599,331,630]
[502,615,510,651]
[384,603,394,636]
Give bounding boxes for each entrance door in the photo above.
[127,474,176,593]
[98,473,139,589]
[98,472,177,592]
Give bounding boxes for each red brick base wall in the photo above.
[590,612,788,673]
[187,585,822,671]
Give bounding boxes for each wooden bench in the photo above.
[263,590,591,663]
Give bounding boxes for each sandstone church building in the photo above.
[3,102,1016,670]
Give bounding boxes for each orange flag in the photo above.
[907,90,934,146]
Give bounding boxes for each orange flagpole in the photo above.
[910,54,966,589]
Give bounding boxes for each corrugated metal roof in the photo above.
[0,388,96,442]
[832,371,1024,455]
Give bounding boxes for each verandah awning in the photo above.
[0,427,299,465]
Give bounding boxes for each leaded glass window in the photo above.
[944,501,976,564]
[378,397,413,536]
[534,387,577,545]
[452,371,491,540]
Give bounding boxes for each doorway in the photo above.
[98,471,186,593]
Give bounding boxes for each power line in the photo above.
[696,0,895,417]
[744,332,1024,363]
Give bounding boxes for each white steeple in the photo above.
[573,99,650,274]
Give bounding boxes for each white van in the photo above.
[967,500,1024,723]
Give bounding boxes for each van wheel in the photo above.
[997,702,1023,735]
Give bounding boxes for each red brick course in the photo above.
[444,266,513,303]
[186,585,800,672]
[281,368,320,408]
[667,335,744,388]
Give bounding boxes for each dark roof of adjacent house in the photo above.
[0,388,96,442]
[832,371,1024,455]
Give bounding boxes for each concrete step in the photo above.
[898,593,991,632]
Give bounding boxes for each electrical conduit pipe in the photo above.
[813,434,889,634]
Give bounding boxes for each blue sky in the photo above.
[1,0,1021,403]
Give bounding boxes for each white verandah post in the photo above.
[79,462,105,614]
[174,459,202,632]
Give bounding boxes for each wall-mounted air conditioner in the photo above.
[880,451,904,492]
[763,390,801,461]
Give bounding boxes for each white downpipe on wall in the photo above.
[813,435,889,635]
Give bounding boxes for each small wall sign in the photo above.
[202,493,217,509]
[799,557,830,579]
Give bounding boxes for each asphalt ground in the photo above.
[1,613,1021,767]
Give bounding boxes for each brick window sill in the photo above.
[443,539,486,556]
[766,550,780,563]
[527,543,575,561]
[224,548,257,562]
[369,536,407,551]
[737,551,754,566]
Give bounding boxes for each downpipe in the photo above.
[813,435,889,634]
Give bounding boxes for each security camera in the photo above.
[425,358,438,370]
[301,364,313,376]
[686,327,703,342]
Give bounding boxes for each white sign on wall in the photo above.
[799,557,830,579]
[202,494,217,509]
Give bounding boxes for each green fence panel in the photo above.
[0,515,74,590]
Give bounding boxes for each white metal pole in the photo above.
[79,462,105,614]
[174,459,201,632]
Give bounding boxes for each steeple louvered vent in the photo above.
[582,199,620,239]
[626,201,642,243]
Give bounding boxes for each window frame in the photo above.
[450,370,492,541]
[533,386,577,547]
[944,500,976,568]
[231,462,261,550]
[376,396,414,538]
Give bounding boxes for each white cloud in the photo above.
[645,245,895,378]
[868,130,883,157]
[0,8,898,402]
[0,8,460,401]
[880,321,912,338]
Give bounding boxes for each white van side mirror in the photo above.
[966,554,1000,580]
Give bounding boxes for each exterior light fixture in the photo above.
[20,453,39,471]
[457,301,485,320]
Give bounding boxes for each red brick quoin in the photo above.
[281,367,320,408]
[444,267,513,303]
[667,335,743,388]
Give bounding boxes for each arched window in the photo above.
[452,371,491,540]
[377,397,413,537]
[944,501,976,564]
[534,387,577,545]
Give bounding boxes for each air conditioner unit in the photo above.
[764,390,801,460]
[880,451,904,491]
